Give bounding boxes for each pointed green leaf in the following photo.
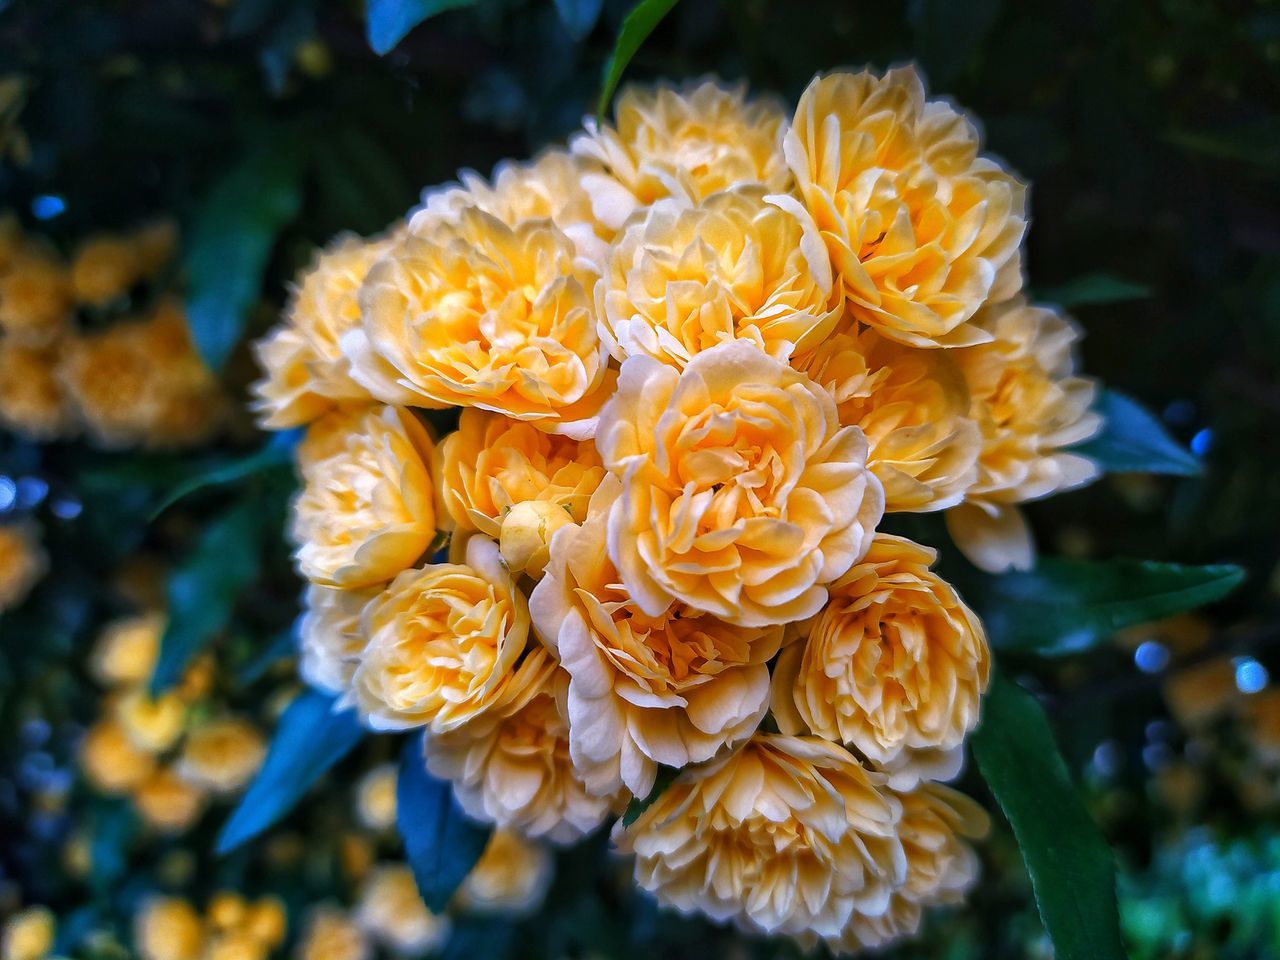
[366,0,477,55]
[597,0,680,116]
[398,731,492,911]
[973,558,1244,656]
[973,675,1128,960]
[1075,389,1201,476]
[151,429,299,519]
[1038,273,1152,308]
[217,690,365,853]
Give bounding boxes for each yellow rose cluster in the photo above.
[254,68,1105,952]
[0,215,225,448]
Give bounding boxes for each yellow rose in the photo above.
[298,584,377,695]
[346,208,612,439]
[135,898,205,960]
[296,909,370,960]
[0,245,71,346]
[596,186,840,369]
[0,522,46,612]
[242,899,286,950]
[134,767,207,833]
[530,475,780,797]
[497,500,575,578]
[91,612,163,687]
[423,648,612,843]
[354,763,397,830]
[352,535,530,732]
[252,234,393,429]
[783,67,1026,347]
[836,783,989,951]
[177,717,267,793]
[115,688,187,753]
[437,408,604,539]
[773,534,990,788]
[410,148,611,267]
[571,80,790,229]
[947,297,1101,571]
[615,734,905,949]
[798,328,980,512]
[596,341,883,626]
[291,405,437,588]
[0,338,75,440]
[80,717,157,793]
[457,829,553,914]
[355,864,449,955]
[70,233,142,306]
[3,907,54,960]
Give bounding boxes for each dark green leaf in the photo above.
[235,627,298,687]
[972,675,1128,960]
[597,0,680,116]
[1075,389,1201,476]
[89,799,138,894]
[217,690,365,854]
[622,764,679,827]
[150,500,267,694]
[1037,273,1152,308]
[366,0,477,55]
[398,731,492,910]
[151,430,299,519]
[554,0,603,40]
[184,146,304,371]
[973,557,1244,656]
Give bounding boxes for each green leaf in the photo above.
[217,690,365,854]
[597,0,680,117]
[184,146,303,371]
[1075,389,1201,476]
[150,500,267,694]
[366,0,477,55]
[973,557,1244,656]
[622,764,679,827]
[398,730,492,910]
[972,675,1128,960]
[89,798,138,894]
[151,430,299,519]
[1037,272,1152,308]
[554,0,603,40]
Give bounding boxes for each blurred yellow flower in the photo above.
[347,209,611,439]
[70,233,141,306]
[115,688,187,753]
[134,768,207,833]
[531,475,780,797]
[0,522,46,612]
[177,717,267,793]
[91,612,163,687]
[596,341,883,626]
[252,234,393,429]
[773,534,989,787]
[783,67,1026,348]
[355,864,449,955]
[947,298,1101,571]
[0,339,75,439]
[135,898,205,960]
[292,404,437,588]
[458,829,553,914]
[352,536,530,732]
[437,408,604,540]
[0,244,71,346]
[799,328,980,512]
[296,909,370,960]
[2,906,54,960]
[354,763,397,831]
[616,734,905,949]
[572,80,790,229]
[80,717,157,793]
[299,584,377,696]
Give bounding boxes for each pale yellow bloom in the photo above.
[530,475,780,797]
[80,717,157,793]
[252,234,393,429]
[596,186,839,368]
[207,894,248,931]
[242,899,287,950]
[423,648,612,843]
[354,763,397,831]
[134,767,207,833]
[596,341,883,626]
[410,149,612,266]
[773,534,989,788]
[299,584,377,695]
[296,909,370,960]
[572,80,790,229]
[115,688,187,753]
[458,829,553,914]
[0,245,71,346]
[0,522,46,612]
[615,734,906,949]
[291,405,437,588]
[352,535,531,732]
[346,208,612,439]
[437,408,604,539]
[947,297,1101,571]
[355,864,449,955]
[177,717,267,793]
[70,233,141,306]
[798,327,979,511]
[0,338,75,439]
[497,500,575,578]
[135,898,205,960]
[783,67,1026,348]
[2,907,54,960]
[90,612,163,687]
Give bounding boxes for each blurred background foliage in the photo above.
[0,0,1279,957]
